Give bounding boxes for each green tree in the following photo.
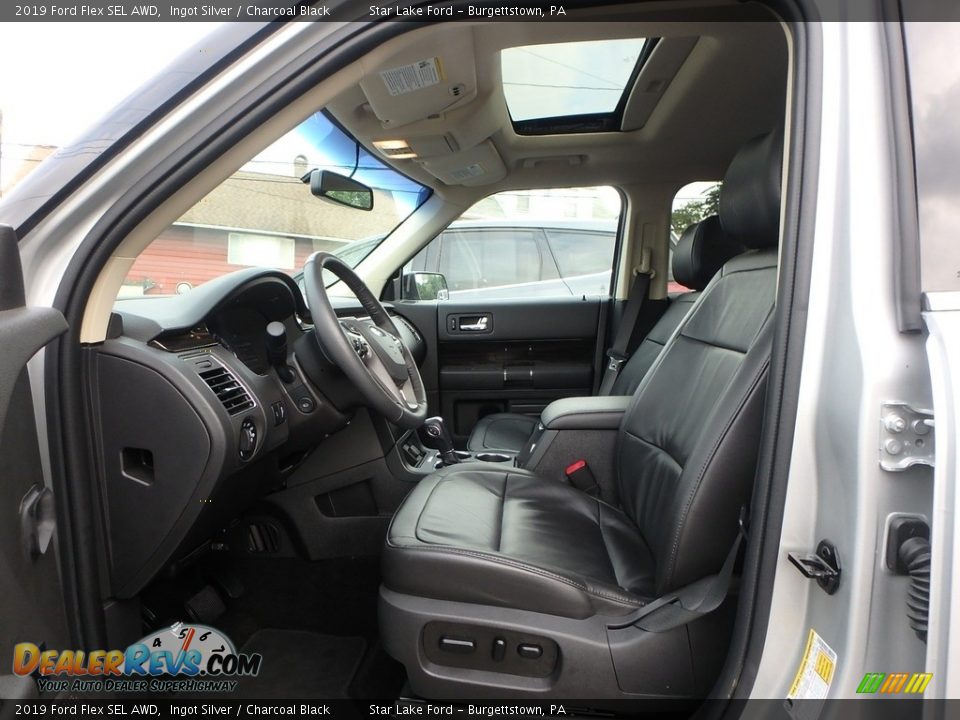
[671,184,721,237]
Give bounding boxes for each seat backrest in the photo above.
[609,216,744,396]
[616,131,783,595]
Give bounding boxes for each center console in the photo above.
[389,396,632,489]
[394,417,517,474]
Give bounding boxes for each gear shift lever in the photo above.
[418,416,460,465]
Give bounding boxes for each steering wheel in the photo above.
[301,251,427,429]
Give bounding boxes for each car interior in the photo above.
[75,5,791,703]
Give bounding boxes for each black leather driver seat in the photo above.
[466,215,745,454]
[380,131,783,699]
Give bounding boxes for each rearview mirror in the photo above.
[306,170,374,211]
[403,272,449,301]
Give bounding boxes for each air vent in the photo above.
[199,365,255,415]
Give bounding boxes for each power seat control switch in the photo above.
[438,636,475,655]
[517,644,543,659]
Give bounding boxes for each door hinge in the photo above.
[880,403,934,471]
[788,539,841,595]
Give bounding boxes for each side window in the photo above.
[668,181,721,293]
[402,186,621,301]
[438,229,544,292]
[545,230,616,297]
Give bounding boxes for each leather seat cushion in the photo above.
[466,413,539,452]
[384,464,656,619]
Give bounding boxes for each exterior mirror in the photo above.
[403,272,449,301]
[307,170,374,211]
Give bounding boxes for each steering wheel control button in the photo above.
[271,401,286,426]
[352,336,369,358]
[517,643,543,660]
[239,418,257,461]
[438,636,475,655]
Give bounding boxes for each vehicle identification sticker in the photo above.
[381,58,443,96]
[787,629,837,701]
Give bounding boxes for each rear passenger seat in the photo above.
[466,215,745,454]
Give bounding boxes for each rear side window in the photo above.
[669,181,721,292]
[402,187,621,301]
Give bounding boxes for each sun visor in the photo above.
[621,37,699,132]
[360,30,478,130]
[417,140,506,187]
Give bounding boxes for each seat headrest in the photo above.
[719,130,783,248]
[672,215,745,292]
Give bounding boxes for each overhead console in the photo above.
[339,26,510,188]
[416,139,507,187]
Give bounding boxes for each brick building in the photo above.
[121,170,401,296]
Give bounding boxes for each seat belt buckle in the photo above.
[605,350,627,373]
[565,460,600,496]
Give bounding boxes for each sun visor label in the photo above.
[381,58,443,96]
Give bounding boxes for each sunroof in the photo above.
[501,38,648,127]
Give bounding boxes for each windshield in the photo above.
[117,112,430,298]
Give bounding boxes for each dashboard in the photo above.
[99,268,424,598]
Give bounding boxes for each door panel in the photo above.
[0,225,70,697]
[435,297,605,445]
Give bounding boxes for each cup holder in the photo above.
[476,452,511,463]
[434,450,473,469]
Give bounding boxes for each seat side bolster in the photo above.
[658,319,774,594]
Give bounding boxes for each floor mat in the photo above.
[234,629,366,699]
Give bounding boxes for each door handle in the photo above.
[460,317,489,332]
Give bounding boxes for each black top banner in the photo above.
[4,0,960,23]
[0,698,941,718]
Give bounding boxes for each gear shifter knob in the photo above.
[418,416,460,465]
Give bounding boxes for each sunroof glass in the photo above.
[501,38,648,122]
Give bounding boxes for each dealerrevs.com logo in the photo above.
[856,672,933,695]
[12,623,262,693]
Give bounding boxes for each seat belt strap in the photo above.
[623,506,748,633]
[598,270,651,395]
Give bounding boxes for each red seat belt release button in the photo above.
[565,460,599,496]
